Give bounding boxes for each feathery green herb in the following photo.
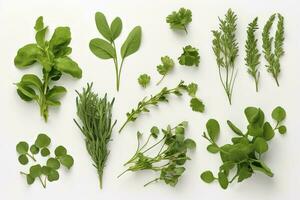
[14,16,82,121]
[200,106,287,189]
[212,9,239,105]
[156,56,175,85]
[118,81,205,133]
[138,74,151,88]
[245,17,261,92]
[16,133,74,188]
[178,45,200,67]
[166,8,192,34]
[89,12,142,91]
[118,122,196,187]
[262,14,285,86]
[74,83,116,189]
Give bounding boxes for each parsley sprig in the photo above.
[262,14,285,86]
[118,81,205,133]
[212,9,239,105]
[166,8,192,34]
[200,106,287,189]
[156,56,175,85]
[245,17,261,92]
[118,122,196,187]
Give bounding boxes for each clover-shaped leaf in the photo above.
[35,133,51,148]
[47,158,60,169]
[55,146,67,157]
[30,164,42,178]
[48,169,59,182]
[59,155,74,169]
[41,166,52,176]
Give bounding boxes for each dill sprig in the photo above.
[262,13,285,86]
[245,17,261,92]
[74,83,116,189]
[212,9,239,105]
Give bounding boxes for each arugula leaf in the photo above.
[178,45,200,67]
[156,56,174,85]
[166,8,192,34]
[14,16,82,121]
[138,74,151,88]
[201,106,287,189]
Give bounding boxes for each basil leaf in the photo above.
[54,57,82,78]
[49,27,71,54]
[34,16,44,31]
[14,44,43,67]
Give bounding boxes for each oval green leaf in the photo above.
[201,170,214,183]
[110,17,122,40]
[95,12,112,42]
[121,26,142,59]
[89,38,116,59]
[16,141,29,154]
[206,119,220,142]
[54,57,82,78]
[272,106,286,122]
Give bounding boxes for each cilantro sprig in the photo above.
[138,74,151,88]
[245,17,261,92]
[178,45,200,67]
[118,81,205,133]
[262,14,285,86]
[118,122,196,187]
[16,134,74,188]
[14,16,82,121]
[200,106,287,189]
[166,8,192,34]
[156,56,175,85]
[212,9,239,105]
[89,12,142,91]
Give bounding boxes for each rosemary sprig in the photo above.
[245,17,261,92]
[262,13,285,86]
[74,83,116,189]
[212,9,239,105]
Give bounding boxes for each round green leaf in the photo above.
[207,144,219,153]
[55,146,67,157]
[47,158,60,169]
[175,126,185,135]
[59,155,74,169]
[29,164,42,178]
[272,106,286,122]
[150,126,160,138]
[18,155,29,165]
[26,174,35,185]
[184,139,196,149]
[263,122,275,141]
[30,145,39,154]
[206,119,220,142]
[41,148,50,157]
[278,125,287,134]
[218,172,229,189]
[35,133,51,148]
[47,169,59,182]
[201,170,214,183]
[254,137,268,154]
[41,166,52,176]
[244,107,259,123]
[16,141,29,154]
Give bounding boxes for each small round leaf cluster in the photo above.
[16,133,74,188]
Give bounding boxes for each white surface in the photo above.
[0,0,299,199]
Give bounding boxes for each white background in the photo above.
[0,0,299,199]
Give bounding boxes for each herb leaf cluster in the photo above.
[118,81,205,133]
[245,17,261,92]
[200,106,287,189]
[118,122,196,187]
[89,12,142,91]
[14,16,82,121]
[178,45,200,67]
[166,8,192,34]
[138,74,151,88]
[74,83,116,189]
[16,133,74,188]
[262,13,285,86]
[212,9,239,105]
[156,56,175,85]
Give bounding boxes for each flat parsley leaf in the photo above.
[156,56,174,85]
[178,45,200,67]
[166,8,192,34]
[138,74,151,88]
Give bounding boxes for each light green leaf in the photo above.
[46,86,67,100]
[263,122,275,140]
[55,57,82,78]
[150,126,159,138]
[30,145,39,154]
[207,144,219,153]
[254,137,268,154]
[59,155,74,169]
[55,146,67,157]
[190,98,205,113]
[16,141,29,154]
[20,74,43,91]
[110,17,122,40]
[47,158,60,170]
[272,106,286,122]
[206,119,220,142]
[18,155,29,165]
[95,12,112,42]
[41,166,52,176]
[227,120,244,136]
[184,139,196,149]
[49,27,71,54]
[14,44,43,67]
[218,172,228,189]
[250,160,274,177]
[34,16,44,31]
[89,38,116,59]
[121,26,142,59]
[26,174,35,185]
[278,125,287,134]
[35,27,48,47]
[41,148,50,157]
[200,170,214,183]
[35,133,51,148]
[244,107,259,123]
[29,164,42,178]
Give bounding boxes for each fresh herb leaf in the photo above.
[118,122,195,187]
[156,56,175,85]
[166,8,192,34]
[138,74,151,88]
[74,83,116,189]
[178,45,200,67]
[201,106,287,189]
[212,9,239,105]
[90,12,142,91]
[262,14,285,86]
[245,17,261,92]
[14,17,82,121]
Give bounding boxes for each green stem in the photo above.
[26,153,36,162]
[38,176,46,188]
[117,59,125,91]
[183,26,188,34]
[144,178,159,187]
[112,42,120,91]
[156,75,166,86]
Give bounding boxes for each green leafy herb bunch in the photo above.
[200,106,287,189]
[166,8,192,34]
[14,16,82,121]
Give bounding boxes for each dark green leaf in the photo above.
[238,166,252,182]
[16,83,38,100]
[201,170,214,183]
[206,119,220,142]
[49,27,71,54]
[20,74,43,90]
[26,174,35,185]
[263,122,275,140]
[250,160,273,177]
[46,86,67,100]
[150,126,159,138]
[35,133,51,148]
[47,158,60,169]
[218,172,228,189]
[47,169,59,182]
[41,166,52,176]
[41,148,50,157]
[30,145,39,154]
[227,120,243,136]
[178,45,200,67]
[16,141,29,154]
[121,26,142,59]
[55,146,67,157]
[18,155,29,165]
[278,125,287,134]
[29,164,42,178]
[55,57,82,78]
